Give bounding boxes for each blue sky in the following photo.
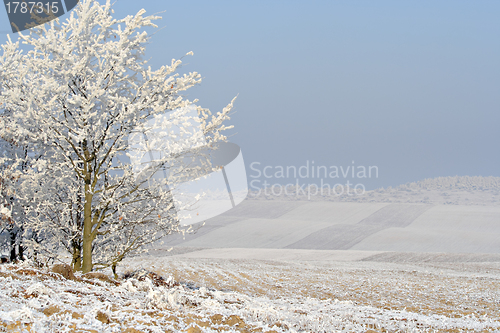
[1,1,499,190]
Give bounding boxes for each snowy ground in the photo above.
[165,201,500,254]
[1,177,499,332]
[1,250,500,332]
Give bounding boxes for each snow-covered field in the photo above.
[1,250,500,332]
[1,177,499,332]
[166,201,500,253]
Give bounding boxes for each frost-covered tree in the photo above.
[0,145,19,261]
[0,121,32,262]
[0,0,234,273]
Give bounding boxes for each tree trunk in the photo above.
[9,230,16,262]
[18,243,24,261]
[71,240,82,271]
[82,190,93,272]
[18,226,25,261]
[82,157,94,273]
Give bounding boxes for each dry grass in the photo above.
[124,257,500,329]
[2,258,499,332]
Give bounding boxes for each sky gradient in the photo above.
[1,0,499,190]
